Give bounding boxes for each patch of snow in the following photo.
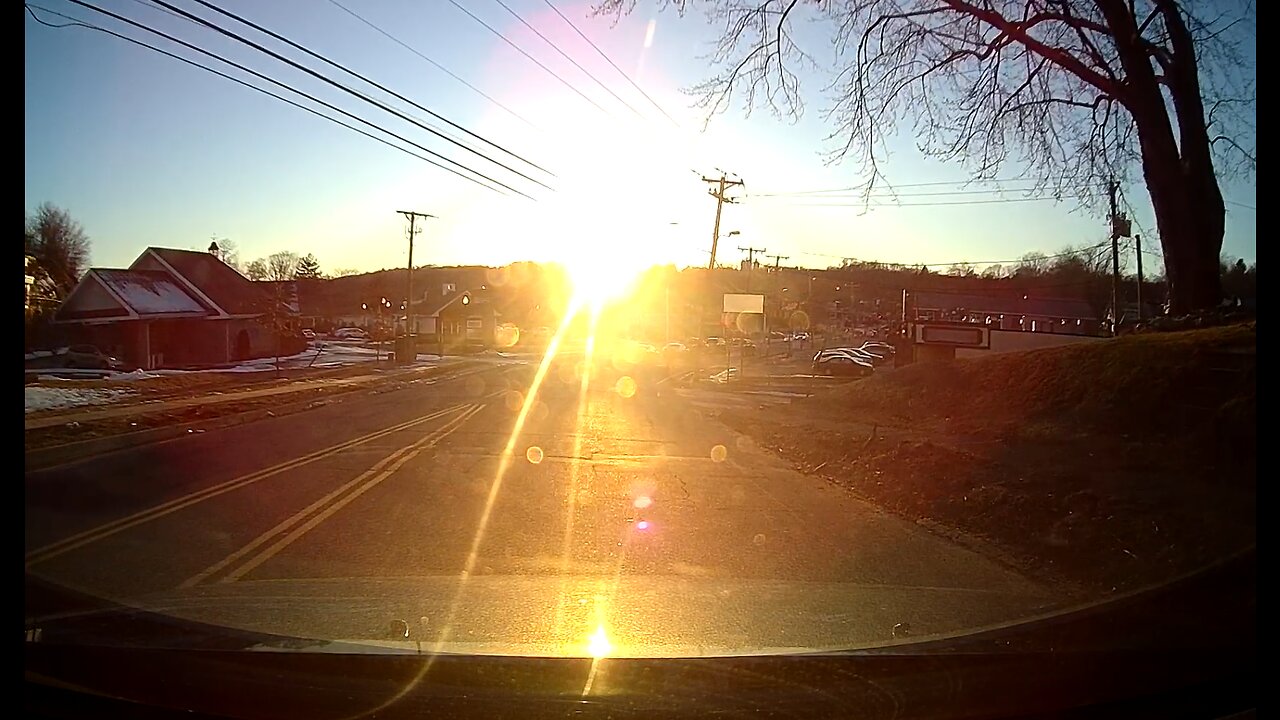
[107,369,163,381]
[26,386,134,414]
[100,273,205,314]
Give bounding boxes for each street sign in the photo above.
[723,293,764,313]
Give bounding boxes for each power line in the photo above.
[1225,199,1256,210]
[755,195,1103,208]
[159,0,555,187]
[539,0,680,128]
[26,6,509,197]
[749,187,1087,200]
[52,0,535,198]
[324,0,538,131]
[786,242,1111,268]
[752,178,1062,196]
[488,0,645,120]
[444,0,608,115]
[137,0,529,169]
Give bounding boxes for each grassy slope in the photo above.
[721,324,1256,595]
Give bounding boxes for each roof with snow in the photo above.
[55,269,215,322]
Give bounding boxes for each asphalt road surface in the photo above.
[25,356,1068,657]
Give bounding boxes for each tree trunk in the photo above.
[1096,0,1226,316]
[1139,148,1224,315]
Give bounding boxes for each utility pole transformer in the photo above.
[396,210,435,341]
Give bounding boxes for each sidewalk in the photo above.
[25,361,461,431]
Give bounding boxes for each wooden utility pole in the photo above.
[1107,181,1121,334]
[1135,235,1145,322]
[396,210,434,344]
[767,254,789,271]
[702,173,744,270]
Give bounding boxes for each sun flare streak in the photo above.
[553,306,601,636]
[372,303,583,710]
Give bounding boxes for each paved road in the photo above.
[25,354,1067,657]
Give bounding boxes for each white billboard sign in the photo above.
[723,293,764,314]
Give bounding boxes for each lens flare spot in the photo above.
[588,624,612,659]
[636,520,650,531]
[531,401,549,422]
[526,446,544,464]
[633,495,652,509]
[790,310,811,331]
[710,444,728,463]
[753,533,767,545]
[615,375,637,398]
[503,389,524,412]
[495,323,520,348]
[734,435,754,452]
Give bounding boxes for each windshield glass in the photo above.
[26,0,1253,688]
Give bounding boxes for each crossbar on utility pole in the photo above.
[738,246,767,292]
[396,210,434,353]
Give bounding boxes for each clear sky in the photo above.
[25,0,1256,277]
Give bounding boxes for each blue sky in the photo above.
[25,0,1256,276]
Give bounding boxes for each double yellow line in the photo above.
[25,402,480,569]
[180,403,483,588]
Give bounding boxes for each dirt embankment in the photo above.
[721,324,1256,595]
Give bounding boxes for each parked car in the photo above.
[860,341,896,356]
[812,351,874,377]
[332,327,369,340]
[60,344,124,370]
[301,329,316,341]
[819,346,890,367]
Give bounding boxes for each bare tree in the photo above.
[253,281,299,374]
[25,202,90,297]
[980,263,1008,279]
[245,259,268,281]
[599,0,1255,313]
[212,236,242,273]
[1015,251,1051,276]
[265,251,300,282]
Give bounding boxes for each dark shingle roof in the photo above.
[141,247,263,314]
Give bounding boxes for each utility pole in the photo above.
[1107,180,1121,335]
[738,246,767,291]
[396,210,434,347]
[767,254,789,271]
[702,173,744,270]
[1135,235,1145,322]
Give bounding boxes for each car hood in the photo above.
[27,574,1066,658]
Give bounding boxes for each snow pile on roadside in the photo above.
[25,386,134,414]
[107,369,163,381]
